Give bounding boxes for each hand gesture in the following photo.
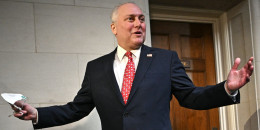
[11,100,38,123]
[226,57,254,94]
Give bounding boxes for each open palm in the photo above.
[226,57,254,94]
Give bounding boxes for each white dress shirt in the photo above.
[113,45,141,91]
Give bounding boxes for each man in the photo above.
[12,2,254,130]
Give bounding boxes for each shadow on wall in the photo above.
[245,109,259,130]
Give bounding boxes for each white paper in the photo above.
[1,93,27,105]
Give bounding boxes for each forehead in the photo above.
[118,3,144,17]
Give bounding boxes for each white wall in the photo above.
[248,0,260,129]
[0,0,151,129]
[227,0,259,129]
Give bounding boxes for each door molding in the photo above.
[149,5,236,130]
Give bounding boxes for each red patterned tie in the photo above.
[121,51,135,104]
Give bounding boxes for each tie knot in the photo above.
[125,51,132,58]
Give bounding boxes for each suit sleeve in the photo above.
[33,63,95,129]
[170,51,240,110]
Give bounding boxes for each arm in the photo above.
[170,52,246,110]
[34,64,95,129]
[13,63,95,129]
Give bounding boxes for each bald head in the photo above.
[111,2,142,23]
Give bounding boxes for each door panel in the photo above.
[151,20,219,130]
[180,36,204,59]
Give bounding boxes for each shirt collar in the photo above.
[116,45,141,61]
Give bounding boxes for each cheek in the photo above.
[127,24,135,32]
[142,24,146,32]
[120,25,132,34]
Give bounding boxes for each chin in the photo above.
[133,42,144,49]
[134,38,145,44]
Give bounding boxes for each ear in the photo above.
[111,23,117,35]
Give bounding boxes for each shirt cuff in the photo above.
[32,110,39,125]
[224,82,238,102]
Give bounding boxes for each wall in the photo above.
[248,0,260,129]
[227,0,259,129]
[0,0,151,129]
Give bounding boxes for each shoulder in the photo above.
[88,49,115,65]
[143,45,178,57]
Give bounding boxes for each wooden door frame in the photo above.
[149,5,237,130]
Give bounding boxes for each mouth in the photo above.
[133,31,142,36]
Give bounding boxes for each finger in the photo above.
[23,114,34,120]
[246,76,250,82]
[232,58,241,70]
[13,111,24,117]
[243,61,250,70]
[248,65,254,76]
[250,65,254,71]
[10,104,21,112]
[14,100,24,108]
[20,110,27,114]
[249,57,254,62]
[14,109,27,116]
[246,57,254,68]
[246,58,254,76]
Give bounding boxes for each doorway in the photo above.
[151,20,219,130]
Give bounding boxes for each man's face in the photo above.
[111,3,146,51]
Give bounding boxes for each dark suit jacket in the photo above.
[34,45,239,130]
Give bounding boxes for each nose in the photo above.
[134,18,141,28]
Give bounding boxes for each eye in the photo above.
[139,16,145,22]
[127,17,134,22]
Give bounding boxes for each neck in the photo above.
[118,44,142,52]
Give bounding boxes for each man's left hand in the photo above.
[226,57,254,94]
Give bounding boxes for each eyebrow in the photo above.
[126,14,145,17]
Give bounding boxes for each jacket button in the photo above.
[123,112,129,117]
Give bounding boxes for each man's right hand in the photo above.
[11,100,38,123]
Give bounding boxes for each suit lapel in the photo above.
[103,45,155,106]
[127,45,154,104]
[103,48,125,105]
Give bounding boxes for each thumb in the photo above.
[232,58,241,70]
[14,100,25,108]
